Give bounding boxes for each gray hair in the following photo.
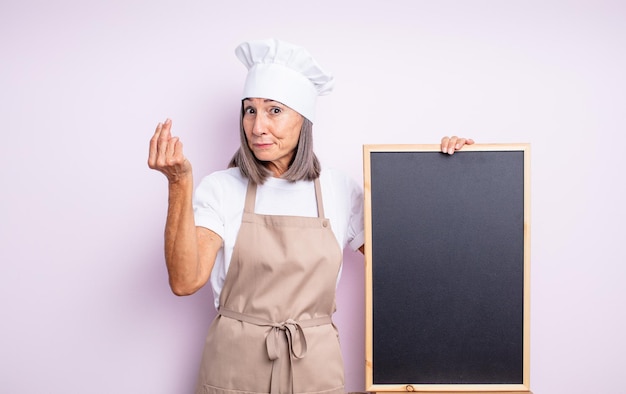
[228,104,321,184]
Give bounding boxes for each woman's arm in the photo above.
[148,119,222,296]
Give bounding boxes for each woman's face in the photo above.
[242,98,304,177]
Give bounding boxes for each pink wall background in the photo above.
[1,1,625,393]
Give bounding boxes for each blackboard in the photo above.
[363,144,531,393]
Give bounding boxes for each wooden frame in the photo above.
[363,144,531,393]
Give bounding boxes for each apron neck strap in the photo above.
[314,178,325,218]
[244,180,257,214]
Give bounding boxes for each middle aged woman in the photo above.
[148,38,473,394]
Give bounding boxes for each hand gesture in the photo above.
[440,136,475,155]
[148,119,192,183]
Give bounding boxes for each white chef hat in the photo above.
[235,38,335,123]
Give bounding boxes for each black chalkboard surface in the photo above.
[363,144,531,393]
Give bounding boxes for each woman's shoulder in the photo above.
[195,167,248,200]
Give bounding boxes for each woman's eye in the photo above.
[244,107,255,115]
[270,107,282,114]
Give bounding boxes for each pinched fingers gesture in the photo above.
[440,135,475,155]
[148,119,192,183]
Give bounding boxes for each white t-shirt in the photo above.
[193,167,365,309]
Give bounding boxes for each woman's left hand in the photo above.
[440,136,475,155]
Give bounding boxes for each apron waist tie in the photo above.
[218,308,332,394]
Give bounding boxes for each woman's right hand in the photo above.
[148,119,192,183]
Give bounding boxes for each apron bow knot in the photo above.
[218,309,333,394]
[266,319,308,361]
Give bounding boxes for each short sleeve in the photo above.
[193,174,226,240]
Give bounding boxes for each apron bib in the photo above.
[196,178,345,394]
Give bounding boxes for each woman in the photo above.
[148,38,473,394]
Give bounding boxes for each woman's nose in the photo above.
[251,114,267,136]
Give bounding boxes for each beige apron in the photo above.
[196,178,345,394]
